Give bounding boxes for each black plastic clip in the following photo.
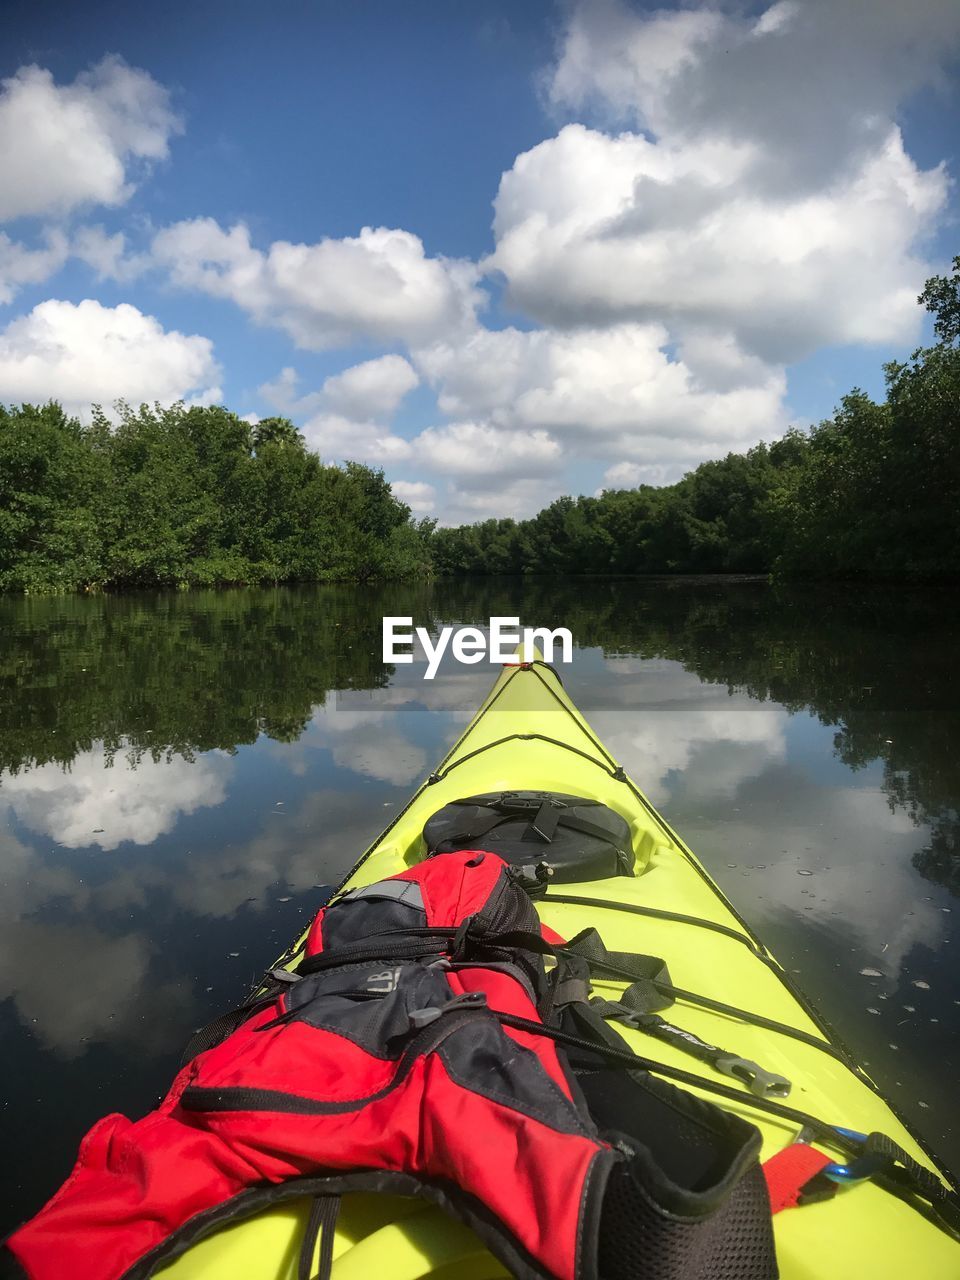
[410,991,488,1029]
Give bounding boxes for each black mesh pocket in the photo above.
[564,1005,778,1280]
[597,1159,777,1280]
[465,863,551,1002]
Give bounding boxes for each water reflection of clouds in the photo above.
[267,667,495,783]
[0,747,232,849]
[688,769,945,979]
[0,826,84,917]
[598,657,945,981]
[595,658,788,804]
[152,787,384,919]
[0,786,381,1058]
[0,918,194,1059]
[375,664,494,713]
[0,823,198,1056]
[266,694,429,785]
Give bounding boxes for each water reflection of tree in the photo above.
[912,825,960,897]
[0,584,439,773]
[2,577,956,895]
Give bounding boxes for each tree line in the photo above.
[0,405,434,592]
[1,258,957,592]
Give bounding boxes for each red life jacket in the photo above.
[1,851,776,1280]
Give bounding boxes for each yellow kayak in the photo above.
[167,656,959,1279]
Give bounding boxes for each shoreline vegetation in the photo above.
[1,260,957,594]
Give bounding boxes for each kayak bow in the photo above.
[167,657,959,1280]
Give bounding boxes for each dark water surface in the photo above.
[1,578,958,1228]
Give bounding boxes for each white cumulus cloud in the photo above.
[548,3,724,130]
[300,412,412,464]
[258,319,786,516]
[0,231,69,305]
[411,420,563,484]
[436,476,566,523]
[322,353,419,419]
[0,299,222,415]
[601,461,668,490]
[390,479,436,513]
[74,0,955,526]
[71,225,149,283]
[488,121,947,363]
[263,355,419,421]
[419,323,785,443]
[547,0,960,190]
[152,218,483,349]
[397,0,959,519]
[404,323,786,506]
[0,57,181,222]
[259,355,420,465]
[484,0,960,364]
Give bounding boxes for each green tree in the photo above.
[0,402,427,593]
[252,417,304,452]
[917,254,960,347]
[0,403,110,592]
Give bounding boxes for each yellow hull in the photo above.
[168,659,959,1279]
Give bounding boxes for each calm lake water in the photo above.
[1,577,958,1227]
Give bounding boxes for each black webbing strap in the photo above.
[540,809,622,846]
[480,924,674,1023]
[616,978,672,1016]
[549,927,791,1100]
[298,1194,340,1280]
[437,809,519,847]
[529,799,560,842]
[589,997,792,1100]
[561,927,673,1008]
[592,996,722,1057]
[855,1133,953,1208]
[296,933,454,976]
[548,950,593,1011]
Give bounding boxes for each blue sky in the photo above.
[1,0,958,521]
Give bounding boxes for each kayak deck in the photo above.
[167,658,959,1279]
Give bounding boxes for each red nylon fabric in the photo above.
[762,1143,833,1212]
[391,853,506,928]
[190,1004,401,1098]
[5,852,607,1280]
[305,850,508,953]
